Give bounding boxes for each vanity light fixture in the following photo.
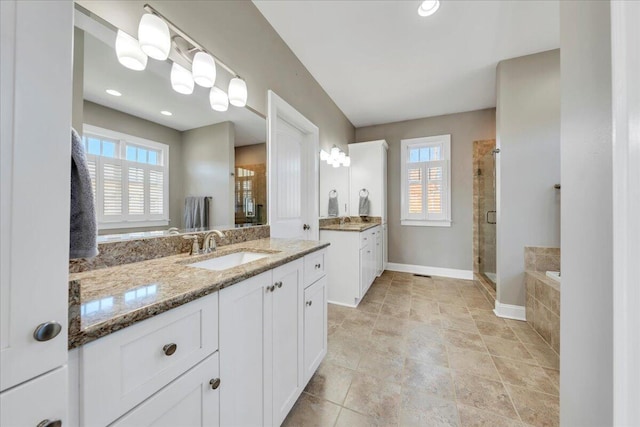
[115,30,148,71]
[192,51,217,88]
[418,0,440,17]
[228,77,248,107]
[170,62,194,95]
[160,110,173,116]
[105,89,122,97]
[135,4,249,110]
[210,87,229,112]
[138,13,171,60]
[321,146,350,167]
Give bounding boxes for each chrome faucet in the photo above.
[339,216,352,225]
[203,230,226,253]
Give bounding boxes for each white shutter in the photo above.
[426,160,447,220]
[405,164,426,220]
[127,165,145,216]
[101,159,123,217]
[148,168,164,216]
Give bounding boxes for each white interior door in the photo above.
[268,91,319,240]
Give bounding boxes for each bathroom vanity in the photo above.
[67,239,328,427]
[320,222,382,306]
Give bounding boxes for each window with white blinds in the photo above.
[401,135,451,227]
[82,124,169,229]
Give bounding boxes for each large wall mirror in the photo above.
[74,6,267,242]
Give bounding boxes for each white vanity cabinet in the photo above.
[219,250,327,427]
[77,293,219,427]
[322,226,380,307]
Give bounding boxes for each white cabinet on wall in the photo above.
[321,226,381,307]
[348,140,388,221]
[1,1,72,424]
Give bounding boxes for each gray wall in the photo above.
[495,49,561,307]
[77,0,355,153]
[83,101,184,232]
[560,2,613,424]
[183,122,235,228]
[355,109,496,271]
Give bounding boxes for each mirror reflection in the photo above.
[73,7,267,242]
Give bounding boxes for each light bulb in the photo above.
[228,77,248,107]
[330,147,340,159]
[320,150,329,161]
[210,87,229,112]
[418,0,440,17]
[170,63,194,95]
[192,52,216,87]
[115,30,147,71]
[138,14,171,60]
[338,151,346,162]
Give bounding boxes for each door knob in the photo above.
[37,420,62,427]
[209,378,221,390]
[163,343,177,356]
[33,321,62,342]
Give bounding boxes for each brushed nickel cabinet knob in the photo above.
[210,378,221,389]
[33,321,62,342]
[306,301,313,307]
[163,343,177,356]
[275,281,283,289]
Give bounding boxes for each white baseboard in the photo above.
[328,300,357,308]
[493,301,527,321]
[386,263,473,280]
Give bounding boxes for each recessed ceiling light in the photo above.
[160,110,173,116]
[418,0,440,17]
[106,89,122,97]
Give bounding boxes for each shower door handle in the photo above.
[486,210,496,224]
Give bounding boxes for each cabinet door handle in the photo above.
[315,263,321,269]
[37,420,62,427]
[303,224,310,230]
[306,300,313,306]
[209,378,221,390]
[33,321,62,342]
[163,343,177,356]
[275,281,283,289]
[266,285,275,293]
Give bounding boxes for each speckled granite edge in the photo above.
[68,239,329,349]
[319,223,380,232]
[69,225,270,273]
[319,216,381,226]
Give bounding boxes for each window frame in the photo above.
[82,124,170,230]
[400,134,452,227]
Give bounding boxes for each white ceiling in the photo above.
[78,10,266,146]
[253,0,559,127]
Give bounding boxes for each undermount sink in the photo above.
[186,251,270,271]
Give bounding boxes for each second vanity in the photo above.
[320,220,382,307]
[67,238,328,427]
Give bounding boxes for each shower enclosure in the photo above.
[473,140,497,291]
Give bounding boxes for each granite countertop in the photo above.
[68,238,329,349]
[319,223,380,232]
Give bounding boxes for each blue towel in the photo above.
[69,128,98,259]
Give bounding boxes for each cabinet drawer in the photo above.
[304,249,326,287]
[359,230,374,248]
[81,293,218,427]
[111,353,220,427]
[0,366,67,427]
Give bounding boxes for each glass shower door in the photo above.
[479,148,497,288]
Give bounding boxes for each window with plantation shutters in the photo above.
[401,135,451,227]
[82,125,169,229]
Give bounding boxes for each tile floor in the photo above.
[283,271,560,427]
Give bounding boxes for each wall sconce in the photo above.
[115,5,249,112]
[320,146,350,167]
